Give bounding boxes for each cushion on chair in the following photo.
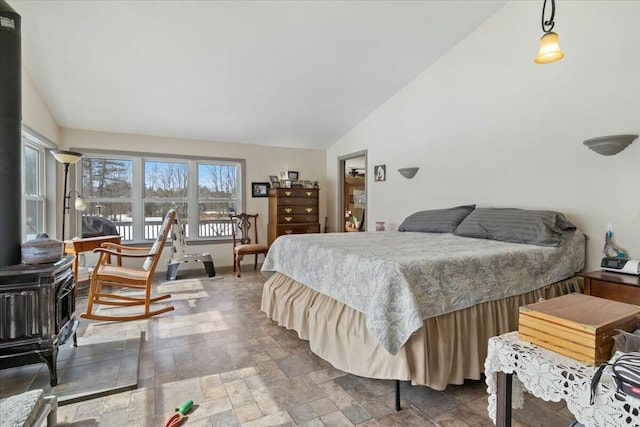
[98,264,150,281]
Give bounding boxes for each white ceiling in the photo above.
[12,0,505,150]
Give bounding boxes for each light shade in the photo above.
[398,167,419,179]
[583,134,638,156]
[74,196,87,211]
[51,149,83,164]
[534,32,564,64]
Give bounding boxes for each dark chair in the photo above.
[229,213,269,277]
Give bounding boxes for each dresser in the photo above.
[268,188,320,245]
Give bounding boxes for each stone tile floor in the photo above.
[0,327,142,405]
[3,268,575,426]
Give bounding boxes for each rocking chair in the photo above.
[81,209,176,321]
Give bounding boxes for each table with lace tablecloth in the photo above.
[485,331,640,426]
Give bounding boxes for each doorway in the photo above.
[339,151,367,232]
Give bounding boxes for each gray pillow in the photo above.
[398,205,476,233]
[454,208,576,246]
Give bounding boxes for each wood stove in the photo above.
[0,257,77,386]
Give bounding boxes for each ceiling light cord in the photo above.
[541,0,556,33]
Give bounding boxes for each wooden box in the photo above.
[518,293,640,363]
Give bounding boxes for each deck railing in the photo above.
[112,218,234,241]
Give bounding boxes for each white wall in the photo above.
[22,67,59,143]
[62,128,327,272]
[326,0,640,271]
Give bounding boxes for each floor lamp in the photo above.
[51,150,85,240]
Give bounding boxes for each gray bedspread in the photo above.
[261,231,586,355]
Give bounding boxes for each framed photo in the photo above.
[303,180,313,188]
[288,171,299,180]
[374,164,386,182]
[279,170,288,180]
[269,175,280,187]
[251,182,269,197]
[284,180,292,188]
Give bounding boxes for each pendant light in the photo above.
[534,0,564,64]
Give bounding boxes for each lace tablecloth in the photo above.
[485,331,640,426]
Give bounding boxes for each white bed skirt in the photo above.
[261,272,583,391]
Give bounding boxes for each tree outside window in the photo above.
[80,153,243,242]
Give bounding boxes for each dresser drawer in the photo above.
[276,189,317,198]
[588,279,640,305]
[278,206,317,215]
[277,214,319,224]
[278,197,317,207]
[275,224,320,237]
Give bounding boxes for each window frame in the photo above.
[21,126,57,242]
[76,149,245,244]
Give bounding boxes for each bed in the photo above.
[260,206,586,391]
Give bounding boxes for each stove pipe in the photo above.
[0,0,22,268]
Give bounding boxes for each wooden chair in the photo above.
[230,213,269,277]
[81,209,176,321]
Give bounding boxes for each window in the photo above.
[198,163,238,238]
[21,127,56,242]
[79,152,243,242]
[144,160,188,239]
[23,142,45,240]
[81,156,134,239]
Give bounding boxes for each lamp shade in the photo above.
[51,149,83,164]
[583,134,638,156]
[534,32,564,64]
[398,167,419,179]
[74,196,87,211]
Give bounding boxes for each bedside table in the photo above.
[581,270,640,305]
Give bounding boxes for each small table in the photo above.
[581,270,640,305]
[485,331,640,426]
[64,235,122,282]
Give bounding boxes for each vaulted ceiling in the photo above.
[12,0,505,149]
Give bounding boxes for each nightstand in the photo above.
[581,270,640,305]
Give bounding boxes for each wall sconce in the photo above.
[534,0,564,64]
[51,149,84,240]
[583,134,638,156]
[398,167,419,179]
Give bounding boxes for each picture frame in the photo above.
[251,182,269,197]
[374,164,386,182]
[288,171,299,180]
[269,175,280,187]
[279,170,289,180]
[283,180,292,188]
